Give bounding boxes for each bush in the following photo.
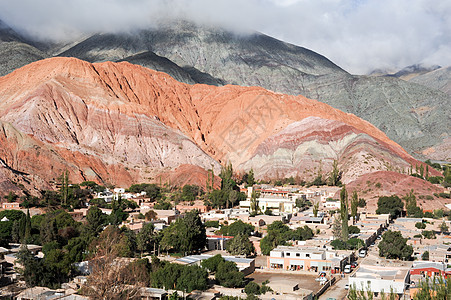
[422,251,430,260]
[215,261,244,288]
[349,225,360,234]
[204,220,220,228]
[415,222,426,229]
[422,230,436,239]
[376,195,403,218]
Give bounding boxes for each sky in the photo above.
[0,0,450,74]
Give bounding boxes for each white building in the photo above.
[348,264,410,295]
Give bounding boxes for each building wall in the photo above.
[267,256,333,272]
[410,267,444,277]
[348,277,406,294]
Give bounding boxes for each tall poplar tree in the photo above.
[340,185,349,241]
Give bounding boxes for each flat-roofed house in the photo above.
[348,264,411,295]
[267,245,349,273]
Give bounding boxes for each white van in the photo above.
[359,249,367,258]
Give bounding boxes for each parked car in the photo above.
[344,264,352,273]
[344,284,349,290]
[359,249,367,258]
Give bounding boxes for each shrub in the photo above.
[415,222,426,229]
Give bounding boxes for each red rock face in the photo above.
[0,57,433,192]
[344,171,445,212]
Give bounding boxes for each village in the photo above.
[1,181,450,300]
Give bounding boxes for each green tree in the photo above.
[413,276,451,300]
[376,195,404,218]
[86,206,105,236]
[246,169,255,187]
[215,261,244,288]
[439,221,449,233]
[137,223,156,256]
[378,230,412,260]
[151,263,208,292]
[350,191,359,222]
[226,233,255,257]
[349,225,360,234]
[201,254,225,273]
[327,160,342,186]
[422,251,429,261]
[340,186,349,241]
[161,210,206,254]
[219,220,255,236]
[332,214,342,240]
[415,222,426,229]
[312,201,319,217]
[250,190,260,215]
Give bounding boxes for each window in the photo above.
[286,253,290,256]
[306,254,310,258]
[296,253,300,257]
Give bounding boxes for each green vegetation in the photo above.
[327,160,342,186]
[378,230,412,260]
[413,276,451,300]
[226,233,255,257]
[415,222,426,229]
[348,225,360,234]
[260,222,313,255]
[160,210,206,255]
[376,195,404,218]
[204,220,220,228]
[340,186,349,241]
[330,238,364,250]
[202,255,244,288]
[219,220,254,236]
[422,251,429,260]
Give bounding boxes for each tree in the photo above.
[413,276,451,300]
[215,261,244,288]
[378,230,413,260]
[137,223,156,256]
[245,169,255,187]
[332,214,342,240]
[340,186,349,241]
[404,189,422,217]
[151,263,208,292]
[349,225,360,234]
[226,233,255,257]
[422,251,429,261]
[161,210,206,254]
[250,190,260,215]
[201,254,225,273]
[327,160,342,186]
[145,210,157,221]
[312,201,319,217]
[376,195,404,218]
[86,206,105,236]
[415,222,426,229]
[358,198,366,208]
[439,221,449,233]
[219,220,255,236]
[350,191,359,223]
[58,170,70,207]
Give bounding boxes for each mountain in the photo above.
[0,57,434,194]
[0,19,48,77]
[391,64,441,81]
[409,66,451,96]
[58,22,451,162]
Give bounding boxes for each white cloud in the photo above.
[0,0,449,74]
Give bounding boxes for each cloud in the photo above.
[0,0,450,74]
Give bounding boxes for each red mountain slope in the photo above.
[0,57,436,192]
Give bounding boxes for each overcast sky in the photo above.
[1,0,450,74]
